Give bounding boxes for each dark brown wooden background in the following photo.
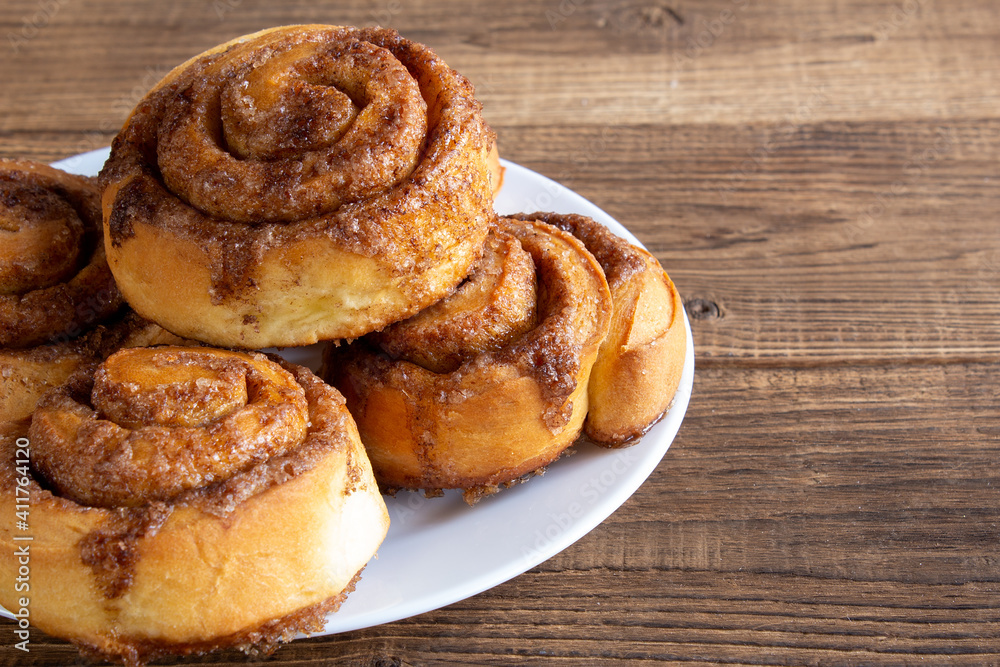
[2,0,999,664]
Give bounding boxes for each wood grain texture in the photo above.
[1,0,999,664]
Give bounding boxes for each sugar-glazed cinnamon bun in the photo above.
[100,25,497,349]
[511,212,687,446]
[0,159,190,422]
[0,159,184,426]
[0,346,388,665]
[323,217,613,503]
[0,158,120,350]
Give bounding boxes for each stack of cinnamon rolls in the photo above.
[0,24,686,665]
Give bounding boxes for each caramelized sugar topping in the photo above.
[29,347,309,507]
[375,232,538,373]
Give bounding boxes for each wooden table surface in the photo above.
[2,0,999,664]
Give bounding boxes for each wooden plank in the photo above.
[5,573,999,665]
[495,120,1000,365]
[2,1,996,367]
[276,363,999,662]
[2,0,999,130]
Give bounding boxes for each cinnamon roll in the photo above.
[512,212,687,446]
[323,217,613,503]
[0,158,120,350]
[0,346,388,665]
[0,159,183,426]
[100,25,497,349]
[0,159,166,422]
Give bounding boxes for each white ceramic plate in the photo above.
[8,148,694,635]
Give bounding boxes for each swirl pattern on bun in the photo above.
[0,346,389,665]
[511,212,687,446]
[100,25,497,348]
[324,217,613,503]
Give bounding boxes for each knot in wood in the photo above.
[686,297,721,320]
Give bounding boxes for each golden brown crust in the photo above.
[100,25,496,348]
[76,572,362,667]
[0,345,90,427]
[512,212,687,446]
[487,141,505,197]
[372,231,538,373]
[323,217,613,502]
[0,347,389,664]
[78,308,196,359]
